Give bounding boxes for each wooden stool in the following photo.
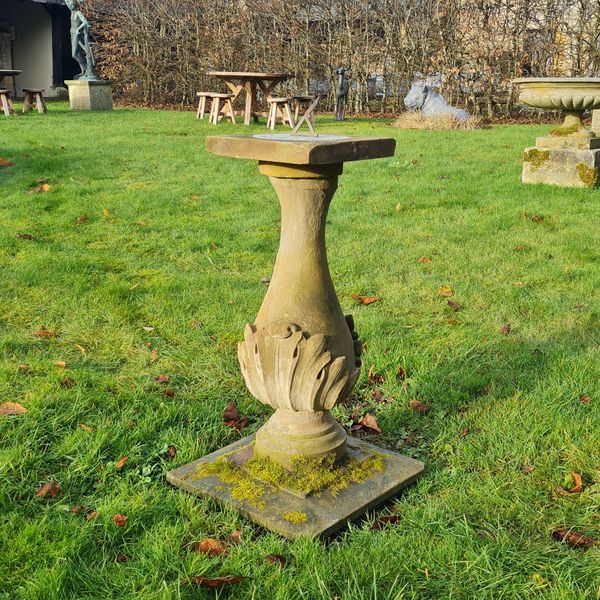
[0,89,15,116]
[22,88,47,114]
[196,91,214,119]
[207,93,235,125]
[292,96,316,123]
[267,97,295,130]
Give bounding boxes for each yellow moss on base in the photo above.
[576,162,598,186]
[282,511,308,524]
[549,124,579,136]
[190,443,387,507]
[523,149,550,171]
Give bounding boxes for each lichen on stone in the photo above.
[523,149,550,172]
[282,511,308,524]
[549,124,579,136]
[189,443,387,505]
[576,162,598,187]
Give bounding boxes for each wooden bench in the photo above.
[196,92,235,125]
[0,89,15,116]
[266,97,295,130]
[22,88,47,114]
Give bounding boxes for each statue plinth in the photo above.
[65,80,113,111]
[167,134,424,539]
[514,77,600,188]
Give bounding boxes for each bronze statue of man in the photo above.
[64,0,100,81]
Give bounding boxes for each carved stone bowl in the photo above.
[514,77,600,131]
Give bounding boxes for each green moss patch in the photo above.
[549,124,579,136]
[190,443,387,503]
[282,511,309,524]
[523,149,550,171]
[576,163,598,187]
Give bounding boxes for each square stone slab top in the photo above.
[205,134,396,165]
[166,435,424,540]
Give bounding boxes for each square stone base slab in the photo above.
[522,146,600,188]
[166,435,424,539]
[65,80,113,111]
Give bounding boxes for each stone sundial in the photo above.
[167,133,424,538]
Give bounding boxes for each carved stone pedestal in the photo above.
[167,134,424,538]
[65,80,113,111]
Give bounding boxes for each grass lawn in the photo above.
[1,102,599,599]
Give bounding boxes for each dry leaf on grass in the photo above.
[193,538,228,556]
[418,256,432,263]
[55,361,66,368]
[499,323,511,335]
[579,394,591,405]
[447,300,461,311]
[18,364,31,373]
[113,514,127,527]
[115,456,129,470]
[166,445,177,459]
[396,366,406,381]
[34,330,56,338]
[351,294,381,305]
[367,365,384,385]
[75,214,88,224]
[228,530,242,544]
[552,527,596,549]
[223,401,248,430]
[155,373,169,383]
[36,482,60,498]
[16,232,35,241]
[79,423,95,432]
[60,377,75,388]
[0,157,15,167]
[28,180,51,194]
[190,575,243,588]
[115,553,129,563]
[0,402,28,415]
[438,285,453,297]
[265,554,286,567]
[409,399,430,414]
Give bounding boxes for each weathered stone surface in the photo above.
[65,80,113,111]
[522,145,599,188]
[592,110,600,134]
[205,134,395,165]
[166,435,425,539]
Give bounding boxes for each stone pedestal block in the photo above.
[522,146,599,188]
[65,80,113,111]
[592,110,600,134]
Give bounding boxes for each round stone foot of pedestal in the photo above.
[255,409,347,467]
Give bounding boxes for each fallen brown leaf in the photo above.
[552,527,596,549]
[499,323,511,335]
[368,365,384,385]
[418,256,432,263]
[579,394,591,405]
[79,423,95,432]
[60,377,75,388]
[371,515,401,530]
[224,416,248,431]
[18,364,31,373]
[102,208,114,220]
[149,348,158,363]
[28,180,51,194]
[447,300,461,311]
[265,554,286,567]
[115,553,129,563]
[75,214,89,224]
[115,455,129,470]
[351,294,381,305]
[166,445,177,459]
[530,214,545,222]
[34,330,56,338]
[36,482,60,498]
[190,575,243,588]
[227,530,242,544]
[360,413,381,433]
[74,344,86,355]
[16,233,35,240]
[70,505,83,514]
[113,514,127,527]
[194,538,228,556]
[438,284,453,297]
[568,472,583,494]
[0,157,15,167]
[85,510,100,521]
[521,464,534,475]
[409,399,430,414]
[223,401,248,430]
[447,318,460,325]
[155,373,169,384]
[396,366,406,381]
[55,361,66,368]
[459,427,469,438]
[0,402,28,415]
[164,388,175,398]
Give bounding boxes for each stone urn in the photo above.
[513,77,600,187]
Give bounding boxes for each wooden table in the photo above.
[207,71,292,125]
[0,70,22,94]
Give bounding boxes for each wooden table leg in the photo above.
[244,80,256,126]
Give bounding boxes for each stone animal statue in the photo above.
[404,81,469,121]
[335,67,349,121]
[64,0,100,81]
